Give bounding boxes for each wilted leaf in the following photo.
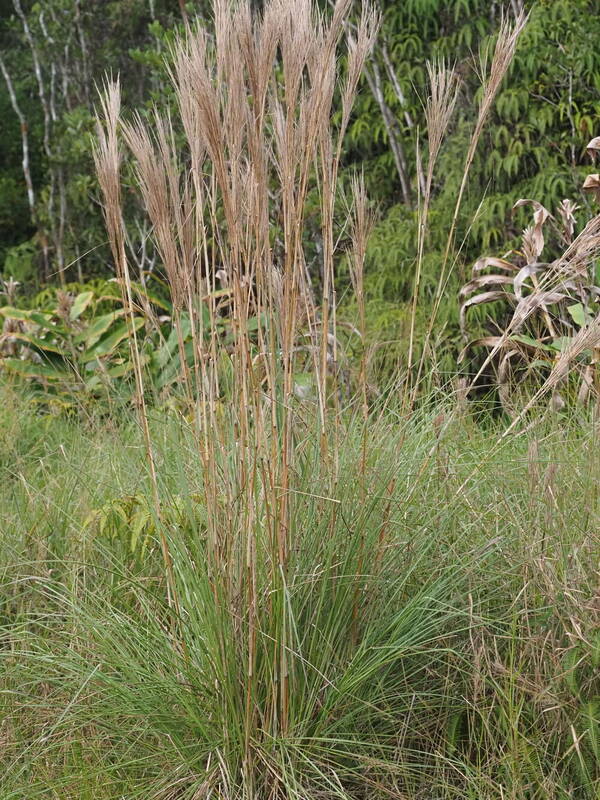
[471,256,519,276]
[586,136,600,162]
[457,336,504,363]
[511,292,567,333]
[459,290,514,336]
[459,274,514,299]
[577,365,594,404]
[557,199,579,243]
[513,198,551,218]
[497,348,521,419]
[513,199,551,261]
[550,391,566,412]
[583,174,600,202]
[513,262,548,300]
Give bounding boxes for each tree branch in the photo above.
[364,60,413,207]
[381,42,425,198]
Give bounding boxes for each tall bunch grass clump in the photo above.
[95,0,379,617]
[90,1,498,796]
[96,1,468,795]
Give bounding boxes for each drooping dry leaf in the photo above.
[585,136,600,162]
[508,291,567,335]
[457,336,504,363]
[577,364,594,405]
[521,226,539,264]
[459,274,514,299]
[550,390,566,412]
[513,199,551,261]
[471,256,520,275]
[582,174,600,202]
[464,173,600,421]
[497,348,521,419]
[513,262,548,300]
[557,199,579,244]
[522,290,568,311]
[459,290,514,337]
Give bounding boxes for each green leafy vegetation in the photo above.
[0,1,599,798]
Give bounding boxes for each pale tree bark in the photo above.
[380,42,426,198]
[0,54,51,278]
[13,0,66,283]
[13,0,51,155]
[364,60,413,207]
[0,56,35,220]
[45,5,76,110]
[333,1,414,207]
[73,0,91,105]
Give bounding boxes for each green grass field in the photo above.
[1,384,598,799]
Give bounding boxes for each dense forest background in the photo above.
[1,0,599,371]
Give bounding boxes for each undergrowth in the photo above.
[1,384,599,799]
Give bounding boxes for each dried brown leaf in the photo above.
[557,199,579,244]
[513,262,548,300]
[497,348,521,419]
[508,292,566,335]
[582,173,600,202]
[520,226,537,264]
[459,290,513,336]
[585,136,600,162]
[459,274,514,299]
[471,256,520,276]
[577,364,594,404]
[457,336,504,363]
[513,199,551,261]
